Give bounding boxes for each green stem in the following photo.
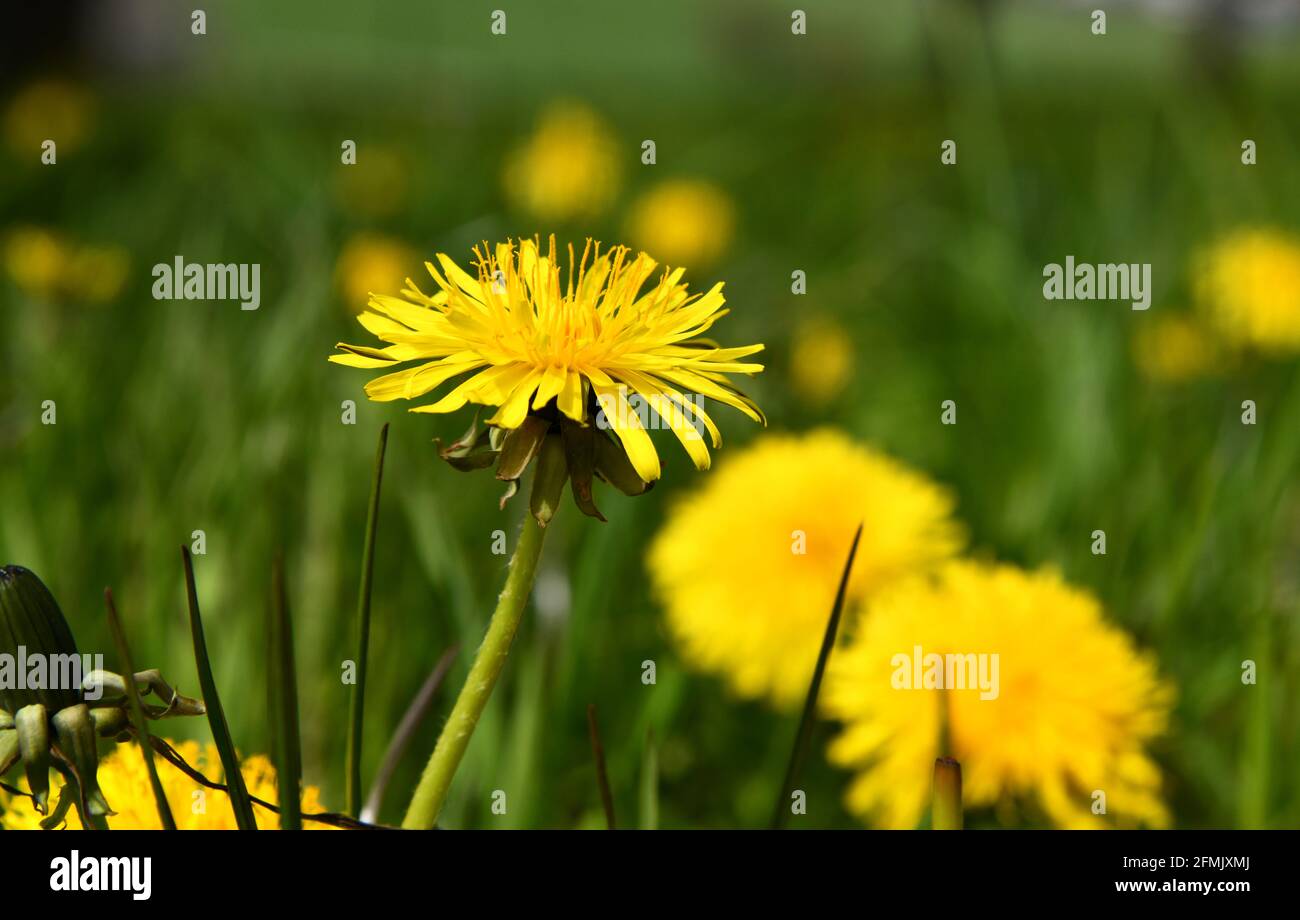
[401,511,549,829]
[932,757,963,830]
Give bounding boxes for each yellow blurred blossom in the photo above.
[3,226,128,303]
[625,179,734,268]
[0,739,333,830]
[1132,313,1220,383]
[649,429,962,707]
[1194,228,1300,353]
[335,232,418,313]
[791,315,853,404]
[823,561,1173,829]
[4,80,92,158]
[503,101,621,222]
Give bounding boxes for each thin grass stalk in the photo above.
[771,523,862,829]
[346,423,388,817]
[587,703,616,830]
[269,554,303,830]
[103,588,175,830]
[360,644,459,824]
[181,546,257,830]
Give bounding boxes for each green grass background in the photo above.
[2,0,1299,828]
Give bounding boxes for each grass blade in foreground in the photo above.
[346,422,389,818]
[269,555,303,830]
[586,703,616,830]
[639,727,658,830]
[771,523,862,829]
[103,588,175,830]
[182,545,257,830]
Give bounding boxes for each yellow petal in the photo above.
[364,355,484,401]
[486,369,543,429]
[593,382,661,481]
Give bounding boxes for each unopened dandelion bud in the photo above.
[0,565,82,713]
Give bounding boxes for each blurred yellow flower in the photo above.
[4,80,92,157]
[1132,313,1220,383]
[625,179,734,268]
[649,429,962,707]
[0,739,332,830]
[3,226,128,303]
[334,145,410,219]
[823,561,1172,829]
[503,102,621,222]
[1195,228,1300,353]
[336,232,418,312]
[791,315,853,404]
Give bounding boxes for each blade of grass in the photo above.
[182,545,257,830]
[587,703,616,830]
[360,643,459,825]
[269,553,303,830]
[103,587,175,830]
[639,727,658,830]
[771,523,862,829]
[346,422,388,818]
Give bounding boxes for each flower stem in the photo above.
[932,757,963,830]
[401,511,549,829]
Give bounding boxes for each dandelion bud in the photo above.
[0,565,82,713]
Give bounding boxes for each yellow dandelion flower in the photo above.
[4,80,92,157]
[1194,228,1300,353]
[3,226,65,298]
[329,236,765,486]
[335,232,418,313]
[1132,313,1221,383]
[504,102,621,222]
[625,179,735,268]
[3,226,128,303]
[649,429,963,706]
[790,314,853,404]
[0,739,332,830]
[823,562,1173,829]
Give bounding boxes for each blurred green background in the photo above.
[2,0,1299,829]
